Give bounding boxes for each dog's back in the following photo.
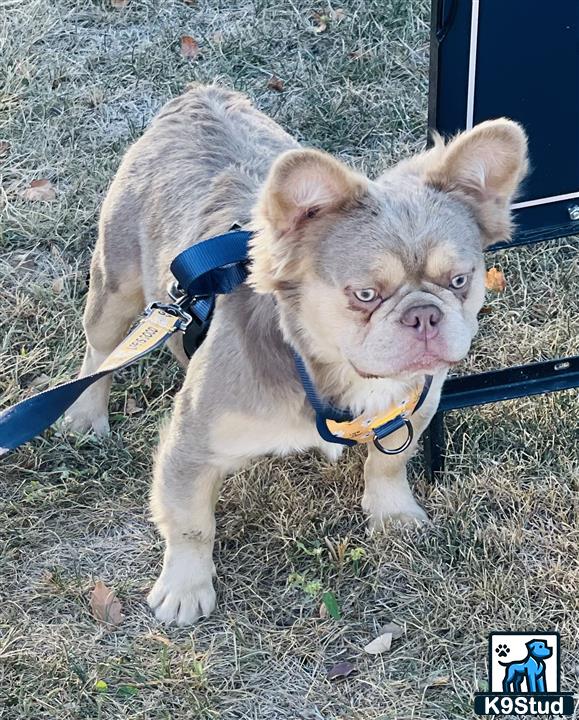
[98,85,298,302]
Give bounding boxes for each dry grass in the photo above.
[1,1,578,718]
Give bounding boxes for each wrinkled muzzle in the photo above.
[344,290,475,378]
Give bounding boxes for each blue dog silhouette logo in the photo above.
[499,638,552,693]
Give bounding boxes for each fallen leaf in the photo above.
[327,661,356,680]
[348,49,365,61]
[180,35,200,60]
[89,580,123,627]
[111,0,128,7]
[312,11,329,33]
[117,684,139,697]
[42,570,54,583]
[364,631,393,654]
[94,679,108,692]
[52,276,65,294]
[148,632,172,646]
[478,305,493,316]
[0,141,10,160]
[423,674,450,688]
[319,602,328,619]
[267,74,284,92]
[485,267,506,293]
[379,621,404,640]
[125,396,143,415]
[321,591,341,620]
[330,8,346,21]
[20,179,56,202]
[211,31,224,44]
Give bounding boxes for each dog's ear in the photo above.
[424,119,528,246]
[249,148,367,292]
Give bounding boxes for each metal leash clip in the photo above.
[166,280,214,357]
[144,282,194,331]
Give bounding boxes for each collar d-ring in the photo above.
[372,418,414,455]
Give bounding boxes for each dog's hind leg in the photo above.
[64,242,144,435]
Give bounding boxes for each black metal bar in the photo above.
[427,0,443,135]
[423,412,445,482]
[438,356,579,412]
[490,224,579,251]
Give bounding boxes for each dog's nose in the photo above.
[400,304,442,340]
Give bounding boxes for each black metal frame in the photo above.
[424,357,579,479]
[423,0,579,480]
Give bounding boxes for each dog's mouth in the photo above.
[350,354,455,380]
[401,354,454,373]
[349,362,386,380]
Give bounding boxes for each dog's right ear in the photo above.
[249,148,367,292]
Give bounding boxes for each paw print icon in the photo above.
[495,644,510,658]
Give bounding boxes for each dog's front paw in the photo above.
[147,546,216,626]
[63,396,110,436]
[363,492,429,533]
[62,410,110,436]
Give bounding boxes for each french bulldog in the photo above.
[65,85,527,625]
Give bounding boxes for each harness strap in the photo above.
[173,230,252,356]
[170,230,251,307]
[294,353,357,447]
[294,353,354,423]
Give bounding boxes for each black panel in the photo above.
[429,0,579,246]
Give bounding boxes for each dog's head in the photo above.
[526,640,553,659]
[250,120,528,382]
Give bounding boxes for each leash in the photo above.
[0,306,188,454]
[0,230,251,454]
[0,227,431,456]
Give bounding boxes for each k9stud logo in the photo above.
[474,632,575,716]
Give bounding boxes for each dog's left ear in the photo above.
[425,119,528,246]
[250,148,367,292]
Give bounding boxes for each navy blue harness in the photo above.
[0,229,429,455]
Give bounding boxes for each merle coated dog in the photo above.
[65,85,528,625]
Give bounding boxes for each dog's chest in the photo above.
[210,410,343,464]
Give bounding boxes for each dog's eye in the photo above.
[450,274,468,290]
[353,288,378,302]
